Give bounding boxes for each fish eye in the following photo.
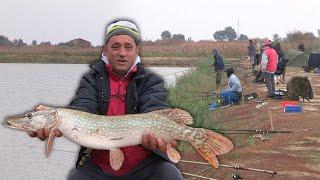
[26,113,32,119]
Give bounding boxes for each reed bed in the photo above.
[1,39,320,63]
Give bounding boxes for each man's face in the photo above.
[104,35,139,77]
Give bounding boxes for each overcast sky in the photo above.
[1,0,319,45]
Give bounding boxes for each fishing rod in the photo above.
[187,96,215,102]
[193,91,219,94]
[219,132,288,135]
[220,164,277,175]
[255,98,286,102]
[212,128,293,134]
[179,160,277,175]
[192,91,219,97]
[213,128,293,134]
[191,93,218,98]
[181,172,217,180]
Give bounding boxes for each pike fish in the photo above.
[4,106,233,170]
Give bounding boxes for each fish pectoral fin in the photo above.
[166,144,181,163]
[45,117,61,158]
[109,148,124,171]
[45,130,55,157]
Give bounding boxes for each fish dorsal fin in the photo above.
[110,148,124,171]
[151,108,193,125]
[166,144,181,163]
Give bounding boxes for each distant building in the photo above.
[68,38,91,48]
[39,41,52,46]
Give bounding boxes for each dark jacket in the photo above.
[69,59,170,167]
[275,48,288,75]
[275,57,289,75]
[248,44,256,56]
[276,49,285,59]
[214,54,225,71]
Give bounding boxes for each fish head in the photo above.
[4,109,58,132]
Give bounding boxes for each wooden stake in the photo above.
[242,91,245,104]
[268,109,274,131]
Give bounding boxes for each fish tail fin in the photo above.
[192,129,233,168]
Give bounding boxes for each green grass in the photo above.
[167,58,219,151]
[167,58,217,130]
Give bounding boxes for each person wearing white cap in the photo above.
[29,18,183,180]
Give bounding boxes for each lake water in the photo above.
[0,63,191,180]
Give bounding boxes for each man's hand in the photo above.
[27,104,62,141]
[141,133,178,153]
[28,128,62,141]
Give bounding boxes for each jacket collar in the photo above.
[89,59,106,74]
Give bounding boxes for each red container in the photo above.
[281,101,298,108]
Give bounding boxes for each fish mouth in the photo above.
[3,115,26,130]
[3,120,16,129]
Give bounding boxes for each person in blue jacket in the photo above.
[220,67,242,105]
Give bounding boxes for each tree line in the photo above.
[0,35,27,46]
[0,35,89,47]
[161,31,187,41]
[0,35,54,47]
[1,27,320,47]
[161,26,320,42]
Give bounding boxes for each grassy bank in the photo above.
[167,58,218,151]
[167,58,221,129]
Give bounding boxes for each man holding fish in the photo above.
[29,18,184,179]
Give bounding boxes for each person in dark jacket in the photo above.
[248,39,256,69]
[274,42,288,84]
[211,48,225,87]
[28,19,183,180]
